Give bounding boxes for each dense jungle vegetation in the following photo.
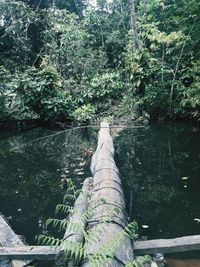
[0,0,200,124]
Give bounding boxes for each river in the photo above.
[0,122,200,262]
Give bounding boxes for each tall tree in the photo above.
[128,0,140,49]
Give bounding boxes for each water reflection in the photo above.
[115,122,200,240]
[0,127,95,244]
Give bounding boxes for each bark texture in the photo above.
[56,177,92,266]
[128,0,140,49]
[0,215,29,267]
[82,121,134,267]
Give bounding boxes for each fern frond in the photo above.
[55,204,74,215]
[89,251,113,267]
[86,223,107,243]
[126,255,152,267]
[46,218,68,230]
[66,178,75,188]
[124,221,138,240]
[37,235,62,247]
[65,221,84,234]
[81,198,107,222]
[98,208,120,224]
[88,221,138,264]
[60,240,85,263]
[75,189,82,196]
[63,193,77,203]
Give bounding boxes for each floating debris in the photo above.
[181,176,189,180]
[77,172,84,175]
[38,218,43,227]
[142,225,149,229]
[79,161,86,167]
[74,168,84,173]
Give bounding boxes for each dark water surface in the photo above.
[115,122,200,241]
[0,126,94,245]
[0,122,200,259]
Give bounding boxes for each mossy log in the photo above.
[82,121,134,267]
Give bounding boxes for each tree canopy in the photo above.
[0,0,200,123]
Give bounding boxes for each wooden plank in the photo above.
[1,235,200,260]
[0,246,58,260]
[134,235,200,255]
[0,215,30,267]
[0,247,122,267]
[0,216,25,247]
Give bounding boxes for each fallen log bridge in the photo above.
[1,121,200,266]
[82,121,134,266]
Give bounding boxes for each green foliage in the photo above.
[83,3,129,67]
[0,65,28,120]
[135,0,200,120]
[126,255,152,267]
[1,0,200,122]
[14,63,74,121]
[43,10,107,81]
[122,18,196,120]
[89,71,124,99]
[0,66,11,119]
[181,60,200,120]
[38,178,144,267]
[0,0,37,70]
[38,235,62,246]
[122,45,168,119]
[72,104,96,123]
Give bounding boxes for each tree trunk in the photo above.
[82,122,134,267]
[128,0,140,49]
[56,177,92,267]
